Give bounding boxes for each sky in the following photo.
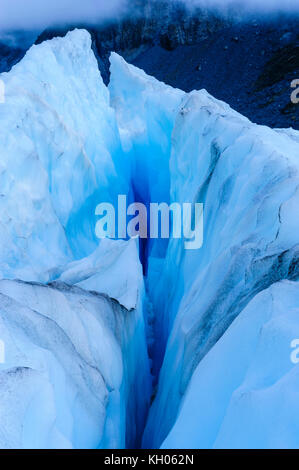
[0,0,298,32]
[0,0,126,31]
[188,0,299,11]
[189,0,299,15]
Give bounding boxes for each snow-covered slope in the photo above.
[55,238,142,311]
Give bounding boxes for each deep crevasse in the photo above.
[0,29,299,449]
[108,52,299,448]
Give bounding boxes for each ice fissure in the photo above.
[108,52,299,449]
[0,29,299,449]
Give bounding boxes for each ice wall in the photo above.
[109,53,185,275]
[0,30,151,449]
[0,277,150,449]
[162,280,299,449]
[109,54,185,375]
[141,92,299,447]
[0,29,128,282]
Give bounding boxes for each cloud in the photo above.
[184,0,299,14]
[0,0,298,33]
[0,0,126,31]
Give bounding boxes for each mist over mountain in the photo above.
[0,0,126,31]
[0,2,298,130]
[0,0,299,33]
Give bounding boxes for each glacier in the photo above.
[0,29,299,449]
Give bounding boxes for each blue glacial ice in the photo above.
[0,29,129,281]
[0,29,299,449]
[161,280,299,449]
[0,29,150,449]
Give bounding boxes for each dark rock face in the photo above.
[0,41,26,74]
[132,16,299,129]
[0,0,298,129]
